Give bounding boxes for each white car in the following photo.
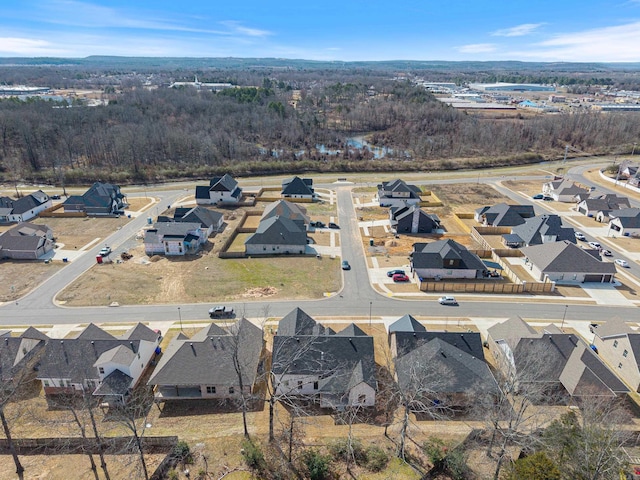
[588,241,601,250]
[615,259,629,268]
[601,249,612,257]
[438,296,458,305]
[574,232,586,241]
[99,246,112,256]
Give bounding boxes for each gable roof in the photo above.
[391,204,440,230]
[393,331,486,360]
[276,308,334,336]
[190,323,228,341]
[594,318,635,339]
[282,176,314,196]
[20,327,49,341]
[387,314,426,334]
[0,335,46,382]
[195,185,211,200]
[579,195,630,212]
[0,190,50,215]
[379,179,422,196]
[75,324,116,340]
[547,179,589,196]
[609,208,640,228]
[559,344,628,396]
[411,239,486,271]
[94,345,136,366]
[337,324,368,337]
[262,200,309,224]
[487,316,537,350]
[244,216,307,246]
[510,215,576,246]
[120,323,159,342]
[174,206,223,229]
[209,174,238,192]
[475,203,535,227]
[93,369,133,396]
[521,241,616,275]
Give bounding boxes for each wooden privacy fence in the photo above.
[0,435,178,455]
[418,281,554,294]
[39,203,86,218]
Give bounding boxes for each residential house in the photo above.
[195,174,242,205]
[507,214,576,247]
[63,182,126,215]
[386,314,426,336]
[389,204,440,234]
[281,176,315,200]
[521,240,616,283]
[173,206,224,237]
[542,178,589,202]
[0,222,55,260]
[377,179,422,208]
[410,239,487,280]
[576,194,630,218]
[37,323,161,405]
[474,203,535,227]
[487,317,627,398]
[620,164,638,180]
[244,216,308,255]
[0,327,49,396]
[606,208,640,237]
[261,200,309,231]
[0,190,52,223]
[144,222,205,256]
[272,309,376,409]
[148,318,264,402]
[592,319,640,392]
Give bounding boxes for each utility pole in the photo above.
[563,145,569,163]
[369,301,372,329]
[561,305,568,332]
[178,307,183,332]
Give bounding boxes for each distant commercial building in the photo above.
[0,85,50,96]
[591,104,640,112]
[469,82,555,92]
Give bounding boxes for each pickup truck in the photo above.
[208,306,235,319]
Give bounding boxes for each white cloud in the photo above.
[0,37,68,56]
[457,43,497,54]
[492,23,544,37]
[219,21,271,38]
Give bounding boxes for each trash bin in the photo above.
[96,255,103,264]
[62,257,68,263]
[369,238,374,246]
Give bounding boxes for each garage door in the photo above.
[583,274,604,282]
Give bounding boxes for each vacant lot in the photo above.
[429,183,511,212]
[0,260,64,302]
[34,216,129,249]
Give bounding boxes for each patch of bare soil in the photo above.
[242,286,278,298]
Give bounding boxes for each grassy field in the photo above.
[0,260,64,302]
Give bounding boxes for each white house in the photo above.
[0,190,52,223]
[607,208,640,237]
[377,179,422,208]
[144,222,205,256]
[195,174,242,205]
[542,179,589,202]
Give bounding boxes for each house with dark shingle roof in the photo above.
[272,310,376,408]
[148,318,264,402]
[195,174,242,205]
[261,200,309,231]
[0,222,54,260]
[173,206,224,237]
[62,182,126,215]
[281,176,315,200]
[592,319,640,392]
[244,215,308,255]
[507,214,576,247]
[487,317,627,398]
[37,323,160,405]
[607,207,640,237]
[474,203,535,227]
[542,178,589,202]
[576,194,630,217]
[389,203,440,234]
[0,328,48,395]
[0,190,52,223]
[521,240,616,283]
[386,314,426,335]
[411,239,486,280]
[144,221,205,256]
[377,179,422,208]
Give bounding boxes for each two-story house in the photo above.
[144,222,205,256]
[0,190,52,223]
[195,174,243,205]
[592,319,640,392]
[63,182,126,215]
[377,179,422,208]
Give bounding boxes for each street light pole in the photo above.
[369,301,372,329]
[178,306,183,332]
[561,305,568,331]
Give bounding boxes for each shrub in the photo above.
[167,469,179,480]
[241,438,265,471]
[444,447,470,480]
[172,440,192,464]
[328,438,366,464]
[364,444,389,472]
[301,449,332,480]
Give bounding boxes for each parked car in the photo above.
[50,194,61,200]
[341,260,351,270]
[99,246,112,256]
[208,306,235,318]
[589,323,599,333]
[438,296,458,306]
[588,241,601,250]
[601,249,612,257]
[574,232,586,241]
[532,194,544,200]
[315,221,326,228]
[392,273,410,282]
[387,269,406,277]
[615,259,629,268]
[328,222,340,229]
[543,196,554,201]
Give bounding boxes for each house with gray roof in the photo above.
[0,222,54,260]
[521,240,616,283]
[487,317,626,398]
[592,319,640,392]
[37,323,160,406]
[244,215,308,255]
[410,239,487,280]
[0,328,48,397]
[144,221,205,256]
[542,178,589,202]
[276,307,335,336]
[377,179,422,208]
[507,214,576,247]
[261,200,309,231]
[474,203,535,227]
[386,314,426,335]
[0,190,52,223]
[606,207,640,237]
[148,318,264,403]
[281,176,315,200]
[576,194,630,218]
[195,174,242,205]
[173,206,224,237]
[62,182,126,215]
[272,310,376,408]
[389,203,440,234]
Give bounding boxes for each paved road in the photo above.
[2,162,639,327]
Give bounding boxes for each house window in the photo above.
[297,380,303,390]
[623,350,628,358]
[206,386,216,394]
[618,363,623,369]
[613,340,618,348]
[43,380,50,387]
[229,386,235,394]
[99,367,105,374]
[313,381,318,390]
[448,259,455,266]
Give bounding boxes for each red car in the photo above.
[392,273,410,282]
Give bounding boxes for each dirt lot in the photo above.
[0,260,64,302]
[429,183,511,212]
[503,179,545,197]
[608,235,640,253]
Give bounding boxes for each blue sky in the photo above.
[1,0,640,61]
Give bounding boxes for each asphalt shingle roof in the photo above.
[282,176,314,196]
[510,215,576,246]
[521,241,616,275]
[411,239,486,271]
[475,203,535,227]
[244,216,307,246]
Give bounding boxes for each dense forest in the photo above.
[1,61,640,185]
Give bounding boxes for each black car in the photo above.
[315,221,326,228]
[328,222,340,229]
[387,269,405,277]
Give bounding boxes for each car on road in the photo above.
[575,232,586,241]
[588,241,601,250]
[341,260,351,270]
[392,273,410,282]
[542,196,554,201]
[601,249,612,257]
[208,306,235,319]
[51,194,61,200]
[328,222,340,229]
[99,246,112,256]
[615,259,630,268]
[438,296,458,306]
[387,269,406,277]
[532,194,544,200]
